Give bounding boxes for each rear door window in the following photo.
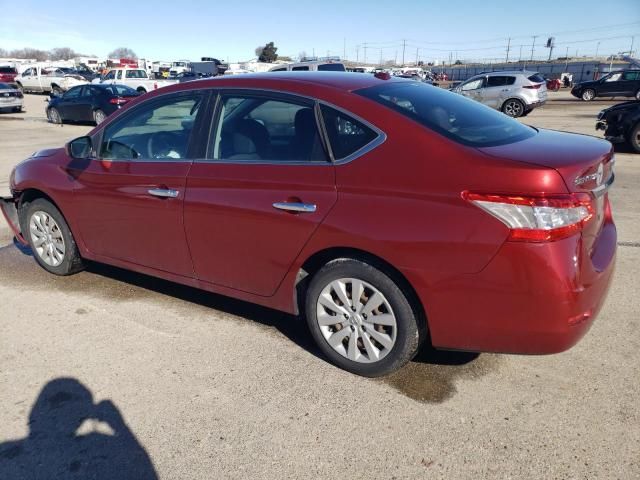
[461,78,484,91]
[317,63,346,72]
[319,105,378,160]
[486,76,508,87]
[209,95,327,162]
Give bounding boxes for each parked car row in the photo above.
[1,72,616,376]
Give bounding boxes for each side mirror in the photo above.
[66,136,93,159]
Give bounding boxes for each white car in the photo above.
[15,66,67,94]
[60,74,89,92]
[96,68,178,93]
[269,60,346,72]
[0,82,24,112]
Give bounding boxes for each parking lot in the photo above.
[1,90,639,478]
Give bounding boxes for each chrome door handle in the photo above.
[148,188,179,198]
[272,202,317,213]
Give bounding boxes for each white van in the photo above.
[269,61,346,72]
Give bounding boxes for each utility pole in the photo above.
[595,41,601,58]
[530,35,538,61]
[343,38,346,60]
[363,43,368,65]
[415,47,419,66]
[518,45,523,61]
[380,48,383,65]
[631,36,636,56]
[356,45,359,63]
[402,39,407,66]
[565,46,569,70]
[394,50,398,65]
[506,37,511,63]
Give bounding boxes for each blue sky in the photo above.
[1,0,638,63]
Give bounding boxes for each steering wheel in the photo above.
[147,131,181,159]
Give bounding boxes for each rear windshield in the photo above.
[527,73,545,83]
[106,85,138,96]
[318,63,346,72]
[357,81,536,147]
[0,67,17,74]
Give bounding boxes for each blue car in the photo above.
[46,84,140,125]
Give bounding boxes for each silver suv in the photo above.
[452,70,547,117]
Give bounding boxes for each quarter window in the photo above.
[622,71,639,81]
[100,92,203,160]
[210,95,327,162]
[320,105,377,160]
[292,66,309,71]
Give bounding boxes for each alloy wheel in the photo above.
[316,278,397,363]
[29,211,66,267]
[582,89,595,101]
[503,100,523,117]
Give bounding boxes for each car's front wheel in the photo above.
[22,198,84,275]
[582,89,595,101]
[305,258,422,377]
[47,107,62,124]
[502,99,525,117]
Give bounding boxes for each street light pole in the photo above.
[530,35,538,61]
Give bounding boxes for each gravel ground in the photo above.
[0,90,638,479]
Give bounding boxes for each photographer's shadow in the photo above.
[0,377,157,480]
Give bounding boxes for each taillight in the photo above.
[109,97,129,105]
[463,192,594,242]
[523,84,543,89]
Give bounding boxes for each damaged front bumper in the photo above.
[1,195,27,245]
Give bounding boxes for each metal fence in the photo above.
[431,61,634,83]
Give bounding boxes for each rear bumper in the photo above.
[0,196,27,245]
[0,98,23,109]
[406,219,617,354]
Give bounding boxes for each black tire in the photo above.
[13,106,22,113]
[628,123,640,154]
[502,98,525,118]
[305,258,422,377]
[582,88,595,101]
[93,109,106,125]
[47,107,62,124]
[21,198,84,276]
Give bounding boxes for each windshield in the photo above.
[357,81,536,147]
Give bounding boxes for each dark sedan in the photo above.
[571,70,640,101]
[596,101,640,152]
[46,84,140,125]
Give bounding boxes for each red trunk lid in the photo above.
[477,128,615,254]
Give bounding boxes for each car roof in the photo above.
[174,71,402,93]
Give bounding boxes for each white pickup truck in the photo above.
[95,68,178,93]
[15,66,67,94]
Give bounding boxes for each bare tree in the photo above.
[255,46,264,57]
[10,48,48,61]
[50,47,77,61]
[108,47,137,59]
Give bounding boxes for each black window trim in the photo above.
[92,88,211,163]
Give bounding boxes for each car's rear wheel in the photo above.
[22,198,84,276]
[502,99,525,117]
[582,89,595,101]
[47,107,62,124]
[305,258,422,377]
[93,109,106,125]
[628,123,640,153]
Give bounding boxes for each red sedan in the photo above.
[1,72,616,376]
